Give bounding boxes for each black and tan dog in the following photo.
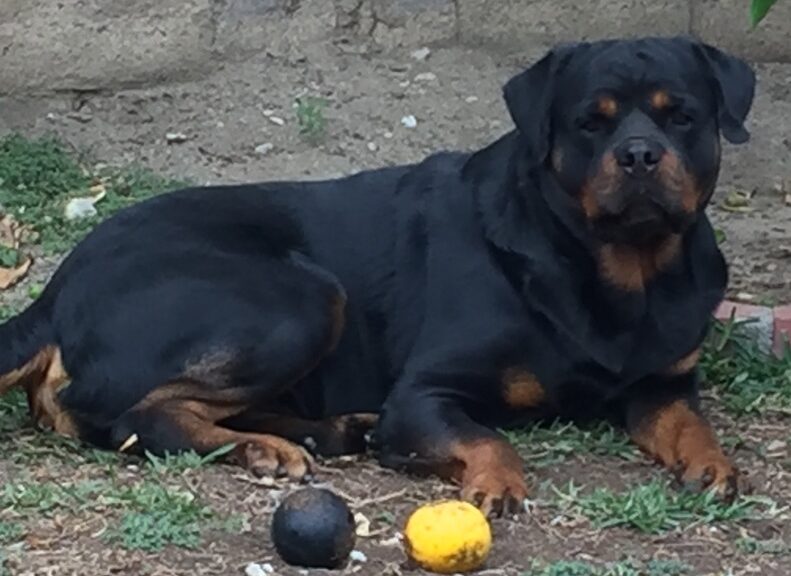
[0,36,755,516]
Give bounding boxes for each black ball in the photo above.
[271,487,356,569]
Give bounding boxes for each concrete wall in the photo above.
[1,0,789,94]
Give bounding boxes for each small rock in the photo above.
[64,198,98,221]
[165,132,188,144]
[399,80,411,88]
[216,121,225,128]
[767,263,778,272]
[366,142,378,152]
[67,111,93,123]
[465,95,479,103]
[245,563,268,576]
[262,109,276,117]
[411,47,431,61]
[735,291,755,302]
[401,115,417,129]
[414,72,437,83]
[254,143,275,155]
[384,131,394,139]
[268,116,285,126]
[46,112,57,121]
[349,550,367,563]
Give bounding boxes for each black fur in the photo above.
[0,37,755,502]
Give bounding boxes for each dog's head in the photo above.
[504,37,755,246]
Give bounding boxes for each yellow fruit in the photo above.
[403,500,492,574]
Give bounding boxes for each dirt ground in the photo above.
[1,38,791,576]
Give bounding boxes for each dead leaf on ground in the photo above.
[0,213,33,290]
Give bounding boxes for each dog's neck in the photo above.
[466,131,726,373]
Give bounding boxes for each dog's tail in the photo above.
[0,299,54,394]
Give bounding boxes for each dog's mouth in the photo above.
[591,189,688,246]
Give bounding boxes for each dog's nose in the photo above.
[614,138,664,175]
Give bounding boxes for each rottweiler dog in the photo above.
[0,36,755,517]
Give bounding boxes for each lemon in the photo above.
[403,500,492,574]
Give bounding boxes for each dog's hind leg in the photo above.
[111,380,315,480]
[0,344,79,437]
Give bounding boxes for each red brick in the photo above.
[773,305,791,357]
[714,300,772,322]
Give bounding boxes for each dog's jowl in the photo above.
[0,37,755,517]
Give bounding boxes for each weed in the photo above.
[144,443,235,475]
[0,521,23,545]
[701,319,791,416]
[524,558,690,576]
[0,480,104,514]
[295,96,328,142]
[505,421,639,468]
[103,482,214,551]
[0,133,186,254]
[0,389,27,434]
[735,535,788,555]
[553,479,773,534]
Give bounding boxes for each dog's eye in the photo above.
[579,115,606,134]
[670,109,694,128]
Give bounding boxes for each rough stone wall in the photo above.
[1,0,789,94]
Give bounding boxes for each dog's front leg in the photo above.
[624,348,739,499]
[375,373,528,517]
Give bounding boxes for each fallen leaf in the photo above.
[354,512,371,537]
[0,257,31,289]
[0,213,32,289]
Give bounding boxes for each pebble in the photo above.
[254,142,275,155]
[349,550,367,563]
[414,72,437,83]
[401,115,417,128]
[367,142,378,152]
[384,131,394,139]
[268,116,285,126]
[165,132,188,144]
[64,197,98,221]
[465,95,479,103]
[244,563,274,576]
[411,47,431,61]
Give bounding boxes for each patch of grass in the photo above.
[0,389,27,434]
[0,477,229,551]
[553,479,776,534]
[523,558,691,576]
[0,480,104,514]
[0,133,186,254]
[0,521,23,545]
[144,443,236,476]
[504,421,640,468]
[701,319,791,416]
[103,483,213,551]
[295,96,328,142]
[735,535,788,555]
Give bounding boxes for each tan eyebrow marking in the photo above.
[597,96,619,118]
[650,90,671,110]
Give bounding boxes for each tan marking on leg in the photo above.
[631,400,737,497]
[449,438,528,517]
[502,369,545,409]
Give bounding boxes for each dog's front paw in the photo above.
[673,450,740,500]
[454,438,529,517]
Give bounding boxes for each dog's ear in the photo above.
[695,42,756,144]
[502,45,576,161]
